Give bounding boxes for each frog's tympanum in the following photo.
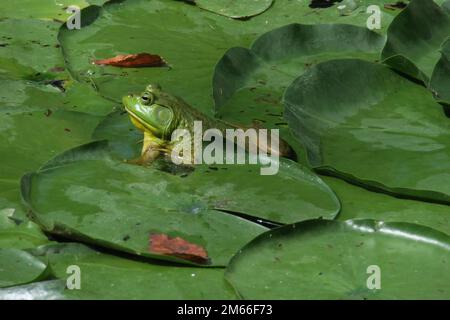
[123,84,295,165]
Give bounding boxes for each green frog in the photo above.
[122,84,295,165]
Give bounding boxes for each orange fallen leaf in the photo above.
[149,233,209,264]
[93,53,167,68]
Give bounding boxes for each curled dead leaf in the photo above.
[149,233,209,264]
[93,53,167,68]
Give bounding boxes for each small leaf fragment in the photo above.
[93,53,167,68]
[384,1,407,10]
[150,233,209,264]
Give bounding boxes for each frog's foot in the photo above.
[125,158,143,166]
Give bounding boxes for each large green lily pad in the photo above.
[20,141,266,266]
[21,136,340,266]
[0,248,49,288]
[284,59,450,204]
[381,0,450,84]
[226,219,450,299]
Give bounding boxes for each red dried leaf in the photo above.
[149,233,209,264]
[93,53,167,68]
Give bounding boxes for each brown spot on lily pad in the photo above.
[149,233,209,264]
[93,53,167,68]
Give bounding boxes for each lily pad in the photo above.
[21,136,340,265]
[226,219,450,299]
[213,23,385,112]
[21,141,267,266]
[177,0,273,19]
[381,0,450,84]
[284,59,450,204]
[0,248,49,288]
[431,38,450,104]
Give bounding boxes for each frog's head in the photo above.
[123,84,181,139]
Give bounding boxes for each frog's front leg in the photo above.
[126,132,164,166]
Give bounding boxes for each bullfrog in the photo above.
[122,84,295,166]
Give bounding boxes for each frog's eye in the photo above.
[140,92,154,105]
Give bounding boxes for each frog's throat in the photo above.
[127,110,162,136]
